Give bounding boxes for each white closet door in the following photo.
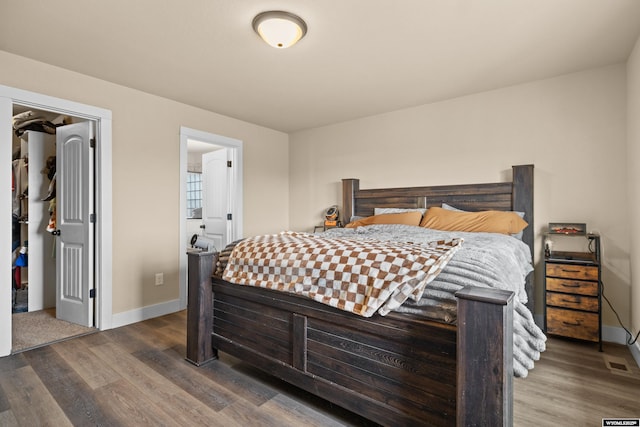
[201,148,230,252]
[56,122,94,327]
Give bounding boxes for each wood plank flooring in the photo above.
[0,310,638,426]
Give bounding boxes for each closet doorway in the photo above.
[0,85,113,357]
[10,107,95,351]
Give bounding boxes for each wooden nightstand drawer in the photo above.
[546,264,598,281]
[546,307,599,342]
[545,277,598,296]
[546,292,598,312]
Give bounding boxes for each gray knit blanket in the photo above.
[321,224,546,378]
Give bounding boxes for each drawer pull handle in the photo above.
[562,320,581,326]
[561,268,581,273]
[561,283,580,288]
[561,298,577,304]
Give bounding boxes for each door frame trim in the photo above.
[179,126,243,309]
[0,84,113,356]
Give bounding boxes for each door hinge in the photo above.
[227,213,232,220]
[90,213,96,223]
[90,138,96,148]
[227,160,232,168]
[89,289,96,298]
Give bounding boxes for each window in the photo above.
[186,172,202,218]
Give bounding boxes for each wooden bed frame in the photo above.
[186,164,534,427]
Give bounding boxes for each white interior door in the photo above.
[201,149,230,252]
[56,121,94,326]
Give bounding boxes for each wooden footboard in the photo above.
[186,252,514,427]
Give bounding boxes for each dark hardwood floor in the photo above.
[0,310,638,426]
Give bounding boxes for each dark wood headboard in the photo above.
[342,164,535,310]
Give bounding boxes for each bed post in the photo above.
[512,164,534,255]
[342,178,359,226]
[456,287,514,427]
[186,250,217,366]
[512,164,534,311]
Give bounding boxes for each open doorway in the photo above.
[0,84,113,357]
[178,127,243,309]
[10,106,98,352]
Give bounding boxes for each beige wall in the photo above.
[2,48,635,335]
[290,64,630,327]
[1,51,290,315]
[627,35,640,338]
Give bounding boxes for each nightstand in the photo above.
[544,233,602,351]
[313,221,342,233]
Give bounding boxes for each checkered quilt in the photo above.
[222,231,462,317]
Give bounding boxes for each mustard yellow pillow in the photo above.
[419,207,528,235]
[345,211,423,228]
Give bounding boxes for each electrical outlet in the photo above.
[155,273,164,286]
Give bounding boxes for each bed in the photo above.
[186,164,539,426]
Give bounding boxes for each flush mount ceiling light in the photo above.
[252,11,307,49]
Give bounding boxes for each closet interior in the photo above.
[11,108,66,313]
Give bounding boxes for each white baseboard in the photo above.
[111,299,182,329]
[602,324,630,345]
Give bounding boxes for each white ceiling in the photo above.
[1,1,639,133]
